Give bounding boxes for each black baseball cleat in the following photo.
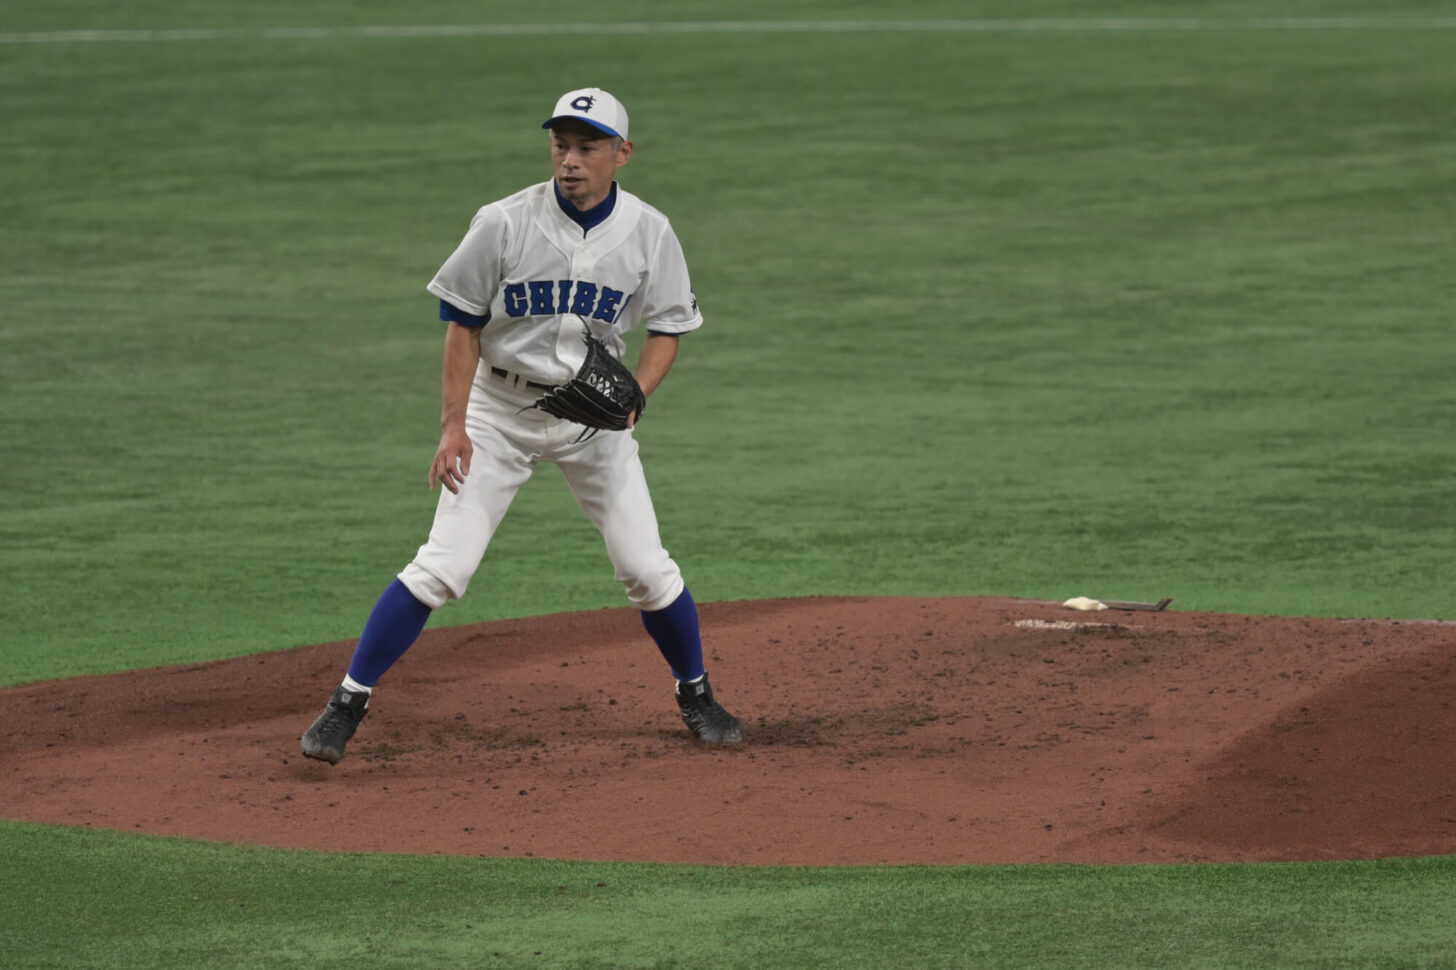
[675,674,744,744]
[300,685,370,765]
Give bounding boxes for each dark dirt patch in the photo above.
[2,597,1452,865]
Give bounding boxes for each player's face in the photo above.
[550,125,632,211]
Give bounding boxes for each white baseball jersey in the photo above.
[426,179,702,384]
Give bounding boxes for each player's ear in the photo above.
[615,139,633,167]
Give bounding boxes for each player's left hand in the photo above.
[525,328,645,431]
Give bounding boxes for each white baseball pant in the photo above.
[397,374,685,613]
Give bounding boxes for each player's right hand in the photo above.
[429,429,473,494]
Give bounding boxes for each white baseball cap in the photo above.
[541,87,629,140]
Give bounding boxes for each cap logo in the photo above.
[570,95,596,112]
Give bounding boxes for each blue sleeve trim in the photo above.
[439,299,489,328]
[646,330,683,337]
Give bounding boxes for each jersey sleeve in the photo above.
[637,223,703,335]
[426,204,508,318]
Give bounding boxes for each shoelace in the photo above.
[319,703,363,731]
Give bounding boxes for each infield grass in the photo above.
[3,1,1455,967]
[3,821,1455,970]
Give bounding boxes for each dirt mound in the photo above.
[2,597,1452,864]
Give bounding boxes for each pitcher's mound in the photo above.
[2,597,1453,864]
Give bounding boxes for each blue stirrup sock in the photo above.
[344,578,433,688]
[347,580,697,688]
[641,587,706,683]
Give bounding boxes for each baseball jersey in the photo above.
[427,180,702,385]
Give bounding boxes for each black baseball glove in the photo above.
[526,327,645,431]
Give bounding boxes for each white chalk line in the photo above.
[1014,619,1123,631]
[4,18,1456,45]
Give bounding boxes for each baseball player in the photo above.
[301,87,743,765]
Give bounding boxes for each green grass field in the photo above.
[3,2,1455,967]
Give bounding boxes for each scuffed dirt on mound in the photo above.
[2,597,1452,865]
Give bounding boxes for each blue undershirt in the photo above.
[554,180,617,234]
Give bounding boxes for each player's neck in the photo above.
[553,181,618,234]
